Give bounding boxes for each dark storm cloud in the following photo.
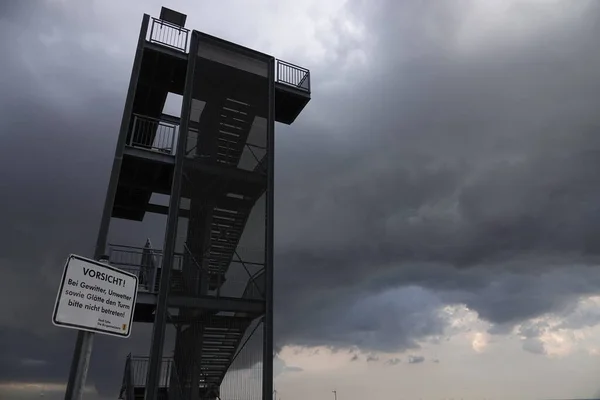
[274,0,600,350]
[4,0,600,395]
[0,324,155,396]
[0,328,72,383]
[0,0,153,396]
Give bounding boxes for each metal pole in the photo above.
[333,390,337,400]
[64,332,84,399]
[64,256,110,400]
[263,56,276,400]
[67,332,94,400]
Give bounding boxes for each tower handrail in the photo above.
[148,17,189,52]
[108,243,186,293]
[128,114,178,155]
[242,268,265,300]
[276,59,311,92]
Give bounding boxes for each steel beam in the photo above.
[123,146,176,164]
[94,13,150,281]
[64,13,150,400]
[182,158,267,187]
[144,30,199,400]
[262,56,276,400]
[168,295,265,314]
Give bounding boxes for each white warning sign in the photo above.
[52,254,138,338]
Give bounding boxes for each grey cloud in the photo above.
[366,354,379,362]
[386,358,401,366]
[0,324,155,397]
[0,328,71,383]
[556,299,600,331]
[283,366,303,373]
[274,0,600,350]
[0,2,139,395]
[522,338,546,355]
[275,285,446,352]
[274,355,304,377]
[441,265,600,328]
[19,359,48,368]
[407,355,425,364]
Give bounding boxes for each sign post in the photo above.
[54,254,138,400]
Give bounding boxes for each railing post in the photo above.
[149,18,155,43]
[127,357,134,400]
[170,124,176,155]
[150,249,159,294]
[130,115,138,147]
[148,17,189,52]
[273,59,310,91]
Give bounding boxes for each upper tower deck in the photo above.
[135,8,310,126]
[112,8,311,222]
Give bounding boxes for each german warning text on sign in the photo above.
[52,255,138,338]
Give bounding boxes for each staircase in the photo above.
[117,76,268,400]
[197,315,254,388]
[119,316,255,399]
[184,96,265,293]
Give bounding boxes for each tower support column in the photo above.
[145,30,199,400]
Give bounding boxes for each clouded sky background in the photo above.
[4,0,600,399]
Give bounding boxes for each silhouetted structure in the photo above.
[93,7,310,400]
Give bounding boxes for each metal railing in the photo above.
[179,242,266,300]
[119,356,185,399]
[109,244,156,292]
[108,244,184,293]
[146,16,311,95]
[242,270,265,301]
[276,59,311,92]
[149,17,189,52]
[108,241,264,300]
[130,356,173,387]
[128,114,178,155]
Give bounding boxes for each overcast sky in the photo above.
[4,0,600,399]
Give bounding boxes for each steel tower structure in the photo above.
[84,7,310,400]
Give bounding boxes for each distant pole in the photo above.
[273,390,277,400]
[333,390,337,400]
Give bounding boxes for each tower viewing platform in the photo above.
[88,6,312,400]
